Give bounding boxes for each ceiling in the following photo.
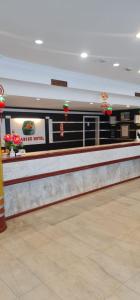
[1,0,140,84]
[5,96,139,111]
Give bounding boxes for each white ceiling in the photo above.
[1,0,140,84]
[5,96,139,111]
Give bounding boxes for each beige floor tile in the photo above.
[45,270,100,300]
[20,283,62,300]
[39,239,80,269]
[116,196,139,206]
[0,279,17,300]
[57,235,93,258]
[2,236,35,258]
[89,242,140,283]
[126,191,140,201]
[22,230,50,250]
[19,251,64,284]
[125,272,140,295]
[0,258,41,297]
[82,214,132,239]
[66,224,116,251]
[68,257,121,299]
[37,224,67,241]
[107,285,140,300]
[121,227,140,246]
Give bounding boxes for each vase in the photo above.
[6,149,10,156]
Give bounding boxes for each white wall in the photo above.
[0,56,140,97]
[1,78,140,107]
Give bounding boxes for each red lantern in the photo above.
[0,96,6,109]
[63,103,70,119]
[104,106,113,116]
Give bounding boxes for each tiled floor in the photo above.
[0,178,140,299]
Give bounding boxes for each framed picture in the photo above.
[109,116,117,125]
[121,125,129,138]
[134,115,140,124]
[121,112,130,121]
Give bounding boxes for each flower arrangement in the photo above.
[3,134,23,152]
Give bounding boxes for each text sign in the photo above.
[10,118,46,145]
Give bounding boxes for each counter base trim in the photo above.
[3,142,140,163]
[6,175,140,221]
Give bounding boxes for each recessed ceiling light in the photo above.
[138,70,140,73]
[89,102,94,105]
[66,100,70,103]
[136,32,140,38]
[126,105,130,108]
[35,39,44,45]
[80,52,88,58]
[113,63,120,67]
[36,98,40,101]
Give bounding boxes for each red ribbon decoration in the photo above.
[60,122,64,137]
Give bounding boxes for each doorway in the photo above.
[83,116,100,147]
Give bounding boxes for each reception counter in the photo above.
[3,142,140,218]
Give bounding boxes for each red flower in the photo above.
[13,134,22,145]
[4,134,13,142]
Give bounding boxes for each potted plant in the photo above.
[3,134,23,155]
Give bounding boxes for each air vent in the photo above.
[99,59,107,63]
[125,68,132,72]
[51,79,67,87]
[135,92,140,97]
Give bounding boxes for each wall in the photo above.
[3,107,139,152]
[1,56,140,96]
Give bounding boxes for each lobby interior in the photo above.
[0,0,140,299]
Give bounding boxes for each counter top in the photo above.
[2,141,140,164]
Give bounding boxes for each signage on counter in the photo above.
[10,118,46,145]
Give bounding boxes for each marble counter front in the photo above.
[3,142,140,218]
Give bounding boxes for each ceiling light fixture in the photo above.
[66,100,70,103]
[136,32,140,39]
[113,63,120,67]
[138,70,140,73]
[126,105,130,108]
[80,52,88,58]
[89,102,94,105]
[36,98,40,101]
[35,39,44,45]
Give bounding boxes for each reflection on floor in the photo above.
[0,178,140,299]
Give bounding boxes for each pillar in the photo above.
[0,148,7,233]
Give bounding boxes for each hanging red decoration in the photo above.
[63,103,70,119]
[100,92,109,101]
[0,85,4,96]
[100,92,112,116]
[104,106,113,116]
[60,122,64,137]
[0,96,6,109]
